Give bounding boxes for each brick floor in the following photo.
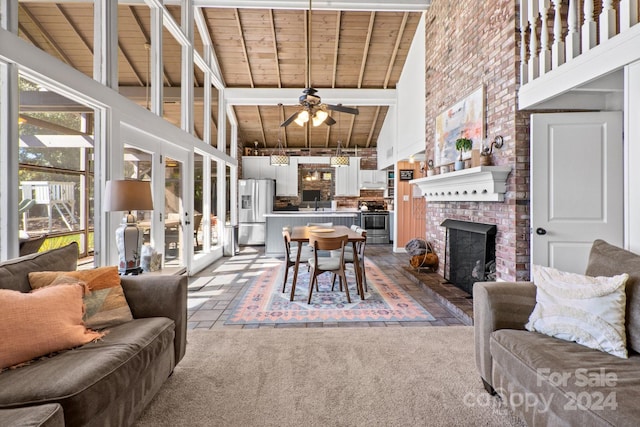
[187,244,473,329]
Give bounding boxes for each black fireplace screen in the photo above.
[441,219,496,295]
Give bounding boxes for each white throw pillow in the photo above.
[525,265,629,359]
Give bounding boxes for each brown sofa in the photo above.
[0,243,188,426]
[474,239,640,426]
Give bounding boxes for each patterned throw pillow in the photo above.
[28,266,133,330]
[0,284,104,369]
[526,265,629,358]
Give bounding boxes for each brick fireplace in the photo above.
[441,219,496,295]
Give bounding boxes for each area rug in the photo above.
[135,327,525,427]
[225,259,436,324]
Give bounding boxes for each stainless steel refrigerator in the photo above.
[238,179,275,245]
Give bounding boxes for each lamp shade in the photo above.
[270,154,290,166]
[330,155,350,167]
[104,180,154,212]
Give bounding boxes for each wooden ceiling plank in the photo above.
[357,11,375,88]
[278,104,289,147]
[383,12,408,88]
[366,105,380,147]
[256,106,267,146]
[118,42,145,86]
[20,4,75,67]
[233,8,254,88]
[55,4,92,54]
[331,11,341,88]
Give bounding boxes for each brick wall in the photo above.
[424,0,530,282]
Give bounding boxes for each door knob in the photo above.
[536,227,547,235]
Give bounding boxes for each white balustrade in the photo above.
[520,0,639,87]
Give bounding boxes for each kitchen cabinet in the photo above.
[274,157,298,196]
[335,157,360,196]
[242,156,275,180]
[359,170,387,189]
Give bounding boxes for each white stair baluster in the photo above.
[620,0,639,31]
[539,0,551,74]
[566,0,580,59]
[582,0,597,51]
[528,0,540,80]
[551,0,565,68]
[599,0,617,41]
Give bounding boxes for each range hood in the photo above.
[359,181,386,190]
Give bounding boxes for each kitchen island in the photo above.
[264,211,360,257]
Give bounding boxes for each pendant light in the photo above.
[330,112,349,167]
[271,107,290,166]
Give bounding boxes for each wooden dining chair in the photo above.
[307,233,350,304]
[331,228,368,293]
[282,228,313,293]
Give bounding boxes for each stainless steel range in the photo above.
[359,201,390,244]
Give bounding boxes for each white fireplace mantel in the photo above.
[409,166,512,202]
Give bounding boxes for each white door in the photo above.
[531,112,623,274]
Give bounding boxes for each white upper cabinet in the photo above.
[274,157,298,196]
[359,170,387,189]
[242,156,275,180]
[335,157,360,196]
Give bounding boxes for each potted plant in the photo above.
[455,137,473,170]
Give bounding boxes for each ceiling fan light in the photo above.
[294,110,309,126]
[312,110,328,126]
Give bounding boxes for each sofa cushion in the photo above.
[491,329,640,426]
[0,284,104,369]
[585,239,640,354]
[526,264,628,358]
[0,404,64,427]
[0,317,175,426]
[29,266,133,329]
[0,243,78,293]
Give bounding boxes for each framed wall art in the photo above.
[434,86,484,167]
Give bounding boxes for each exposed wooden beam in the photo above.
[233,8,254,88]
[278,104,288,147]
[357,11,375,88]
[19,4,75,67]
[366,106,380,147]
[17,22,41,48]
[118,42,145,86]
[56,4,92,53]
[256,106,267,146]
[384,12,408,88]
[331,11,341,88]
[345,113,356,147]
[268,9,282,88]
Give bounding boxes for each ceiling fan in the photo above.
[280,0,359,128]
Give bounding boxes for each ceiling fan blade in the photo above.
[324,115,336,126]
[280,111,299,127]
[326,104,359,115]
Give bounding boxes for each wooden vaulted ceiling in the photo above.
[16,1,424,151]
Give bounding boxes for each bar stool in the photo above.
[307,233,350,303]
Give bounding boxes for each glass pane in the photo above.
[194,153,204,254]
[18,76,94,257]
[123,144,153,244]
[211,159,218,246]
[164,157,183,266]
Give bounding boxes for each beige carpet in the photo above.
[136,326,524,427]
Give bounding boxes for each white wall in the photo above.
[377,12,426,170]
[626,60,640,252]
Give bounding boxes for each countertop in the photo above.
[265,211,359,217]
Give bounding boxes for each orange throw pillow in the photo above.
[28,266,133,330]
[0,284,104,369]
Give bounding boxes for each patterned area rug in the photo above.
[225,259,435,324]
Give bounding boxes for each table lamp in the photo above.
[104,180,154,275]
